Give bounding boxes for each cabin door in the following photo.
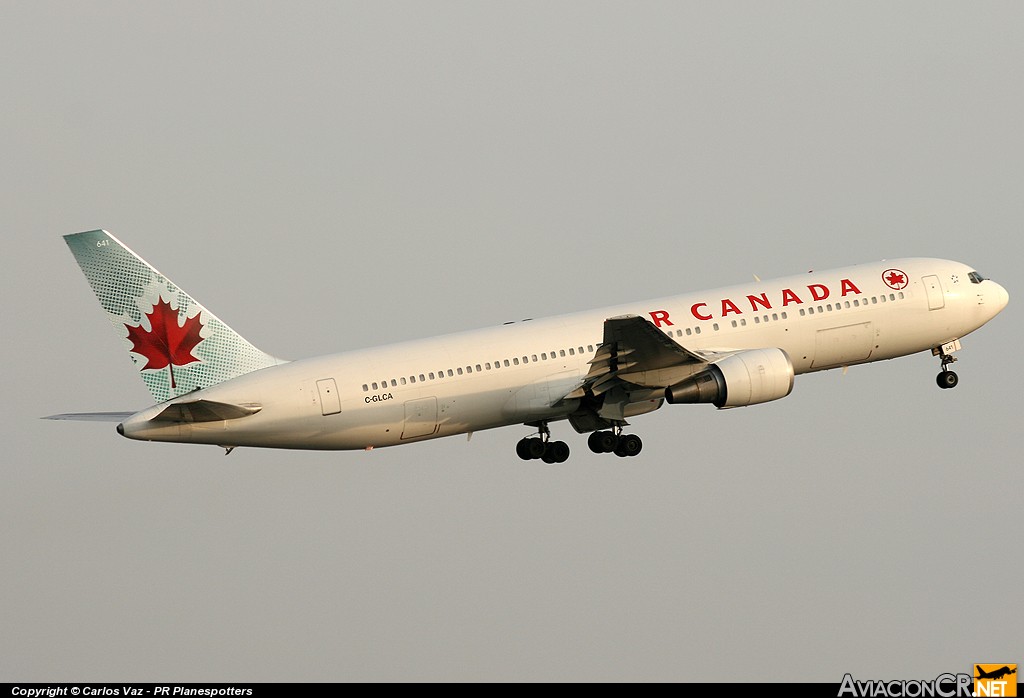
[316,378,341,416]
[923,275,945,310]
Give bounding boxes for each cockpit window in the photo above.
[968,271,988,284]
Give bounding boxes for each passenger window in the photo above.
[800,309,806,316]
[731,320,737,328]
[569,348,575,356]
[400,377,407,385]
[419,374,425,382]
[588,345,594,352]
[541,353,547,360]
[362,384,369,392]
[429,373,435,380]
[476,364,482,372]
[560,350,566,357]
[686,327,693,335]
[695,326,701,335]
[504,359,510,367]
[447,369,453,377]
[457,367,464,375]
[713,323,720,331]
[781,312,788,319]
[410,376,416,384]
[772,313,778,321]
[372,382,378,390]
[532,354,538,362]
[513,358,520,365]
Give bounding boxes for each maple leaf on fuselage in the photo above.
[886,271,906,287]
[124,297,204,389]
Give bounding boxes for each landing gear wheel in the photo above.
[526,437,546,459]
[516,437,547,460]
[937,370,959,389]
[588,430,618,453]
[614,433,643,458]
[516,421,569,462]
[554,441,570,463]
[542,440,570,464]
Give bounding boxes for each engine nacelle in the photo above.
[665,348,794,408]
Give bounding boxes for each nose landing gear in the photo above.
[936,369,959,389]
[932,340,961,389]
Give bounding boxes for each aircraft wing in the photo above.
[563,315,712,400]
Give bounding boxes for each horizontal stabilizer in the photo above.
[43,412,136,422]
[152,400,262,423]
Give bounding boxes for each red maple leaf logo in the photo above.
[882,268,909,290]
[124,297,204,389]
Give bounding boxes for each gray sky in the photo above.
[2,1,1021,682]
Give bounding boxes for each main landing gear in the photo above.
[587,426,643,458]
[516,422,570,463]
[933,344,959,390]
[515,422,643,462]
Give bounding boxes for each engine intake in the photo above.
[665,348,794,408]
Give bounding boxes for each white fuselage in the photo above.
[119,258,1008,450]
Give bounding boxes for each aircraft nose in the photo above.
[991,281,1010,312]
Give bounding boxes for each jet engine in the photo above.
[665,348,794,408]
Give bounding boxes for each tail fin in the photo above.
[64,230,286,403]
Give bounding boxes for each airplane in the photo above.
[975,666,1016,681]
[47,230,1009,461]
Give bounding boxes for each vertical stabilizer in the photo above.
[64,230,285,403]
